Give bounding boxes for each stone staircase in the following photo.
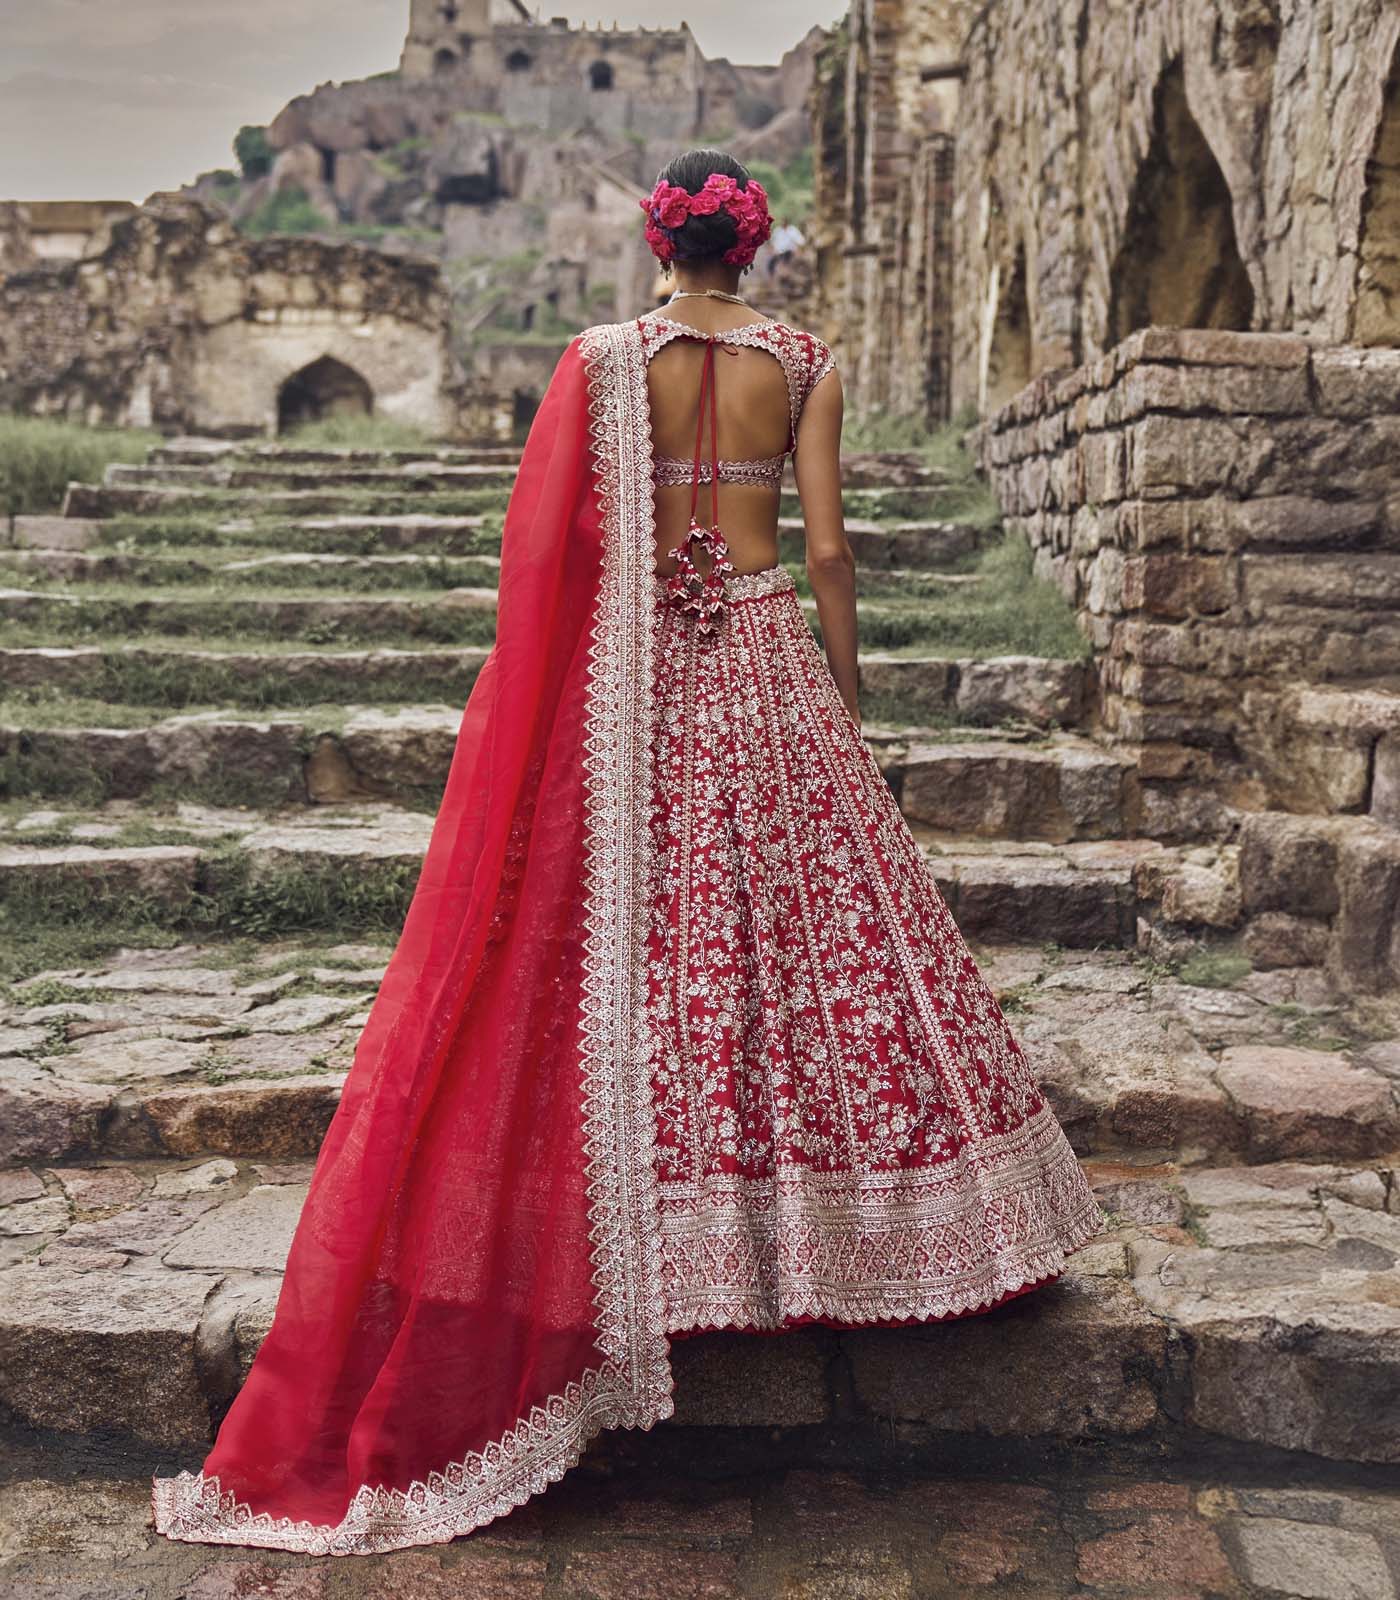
[1,438,1397,1583]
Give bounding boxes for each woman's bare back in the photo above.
[645,315,792,578]
[637,302,857,720]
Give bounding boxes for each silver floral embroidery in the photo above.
[151,325,1100,1557]
[643,582,1100,1333]
[652,453,787,488]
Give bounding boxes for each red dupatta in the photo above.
[152,321,674,1554]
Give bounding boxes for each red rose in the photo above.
[657,185,691,228]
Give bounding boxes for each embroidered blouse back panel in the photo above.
[641,314,835,581]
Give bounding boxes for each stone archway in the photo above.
[984,244,1032,413]
[277,356,373,433]
[511,389,540,444]
[589,60,614,91]
[1356,43,1400,345]
[1107,60,1253,343]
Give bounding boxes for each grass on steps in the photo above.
[283,415,442,452]
[0,844,421,983]
[843,410,1003,531]
[91,487,509,519]
[97,512,508,557]
[0,646,488,711]
[1,415,162,517]
[0,551,505,593]
[0,589,503,647]
[814,531,1089,660]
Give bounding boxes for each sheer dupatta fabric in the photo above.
[152,322,674,1555]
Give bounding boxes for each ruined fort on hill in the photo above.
[0,0,819,438]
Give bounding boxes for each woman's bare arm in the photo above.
[793,368,859,725]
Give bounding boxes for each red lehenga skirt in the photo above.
[645,563,1100,1334]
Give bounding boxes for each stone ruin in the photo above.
[0,194,450,436]
[813,0,1400,993]
[0,4,821,445]
[194,0,820,430]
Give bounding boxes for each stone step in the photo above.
[10,1451,1397,1600]
[1233,809,1400,995]
[0,547,505,590]
[0,643,491,707]
[2,549,982,604]
[0,806,431,961]
[0,693,1087,809]
[14,510,989,576]
[0,708,470,807]
[61,483,500,520]
[0,585,502,645]
[0,798,1154,971]
[890,735,1136,843]
[143,440,940,488]
[0,1141,1395,1473]
[838,448,955,488]
[10,510,498,558]
[922,836,1149,948]
[66,473,961,526]
[4,942,1393,1176]
[2,940,1388,1465]
[859,652,1090,725]
[0,585,1002,654]
[104,461,520,493]
[149,437,523,467]
[0,650,1089,794]
[828,518,986,570]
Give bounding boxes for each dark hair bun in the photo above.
[654,147,752,263]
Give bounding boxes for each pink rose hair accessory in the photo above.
[639,171,773,268]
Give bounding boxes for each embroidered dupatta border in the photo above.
[150,322,673,1555]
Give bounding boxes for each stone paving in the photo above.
[3,1434,1400,1598]
[4,439,1400,1591]
[1,942,1397,1483]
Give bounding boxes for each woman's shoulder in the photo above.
[764,318,839,395]
[566,314,836,395]
[741,314,836,373]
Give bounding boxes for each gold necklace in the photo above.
[667,288,750,307]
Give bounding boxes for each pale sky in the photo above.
[0,1,840,202]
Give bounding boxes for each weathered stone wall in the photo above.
[979,327,1400,988]
[0,203,37,277]
[979,330,1400,823]
[450,339,566,442]
[808,1,969,423]
[954,0,1400,415]
[0,196,450,436]
[401,4,702,115]
[399,2,814,140]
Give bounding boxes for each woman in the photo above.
[152,150,1100,1557]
